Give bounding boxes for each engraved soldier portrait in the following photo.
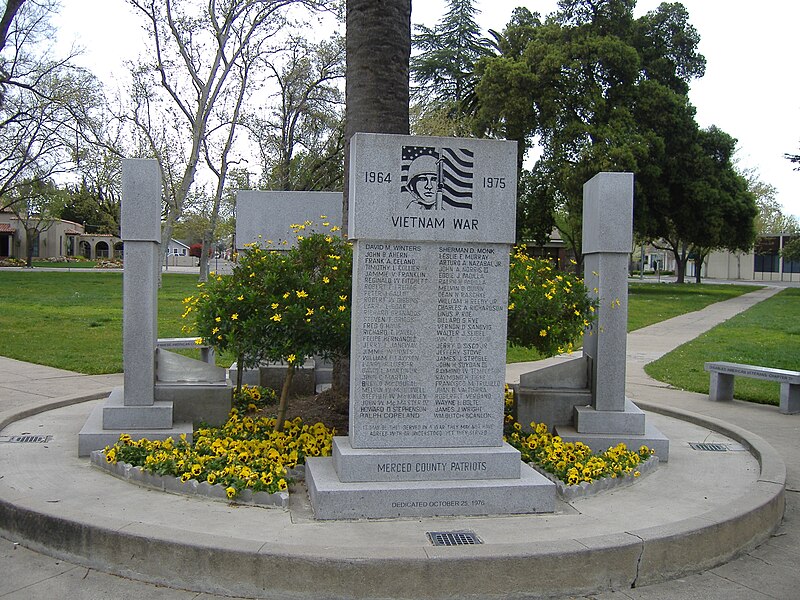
[401,145,475,211]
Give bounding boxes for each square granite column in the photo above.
[119,159,162,408]
[555,172,669,460]
[78,159,189,455]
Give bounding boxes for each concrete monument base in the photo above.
[78,399,193,457]
[306,456,555,520]
[331,437,523,482]
[573,398,647,435]
[99,387,173,430]
[554,420,670,462]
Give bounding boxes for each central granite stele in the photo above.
[305,133,555,519]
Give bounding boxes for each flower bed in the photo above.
[503,387,656,498]
[0,257,26,267]
[94,259,123,269]
[99,387,656,504]
[101,411,334,501]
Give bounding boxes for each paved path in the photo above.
[1,284,798,599]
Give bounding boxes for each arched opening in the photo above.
[113,242,124,259]
[79,240,91,259]
[95,241,109,258]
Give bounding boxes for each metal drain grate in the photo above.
[427,531,482,546]
[0,435,53,444]
[689,442,728,452]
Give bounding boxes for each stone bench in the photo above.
[704,361,800,414]
[156,337,215,365]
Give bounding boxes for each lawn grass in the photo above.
[626,282,757,331]
[645,288,800,406]
[0,271,198,374]
[506,282,758,363]
[0,271,769,375]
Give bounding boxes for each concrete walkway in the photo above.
[0,284,798,599]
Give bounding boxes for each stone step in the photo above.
[306,457,555,520]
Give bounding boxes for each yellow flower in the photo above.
[306,308,314,316]
[271,303,279,309]
[330,226,340,232]
[338,305,346,312]
[508,302,515,311]
[225,486,236,499]
[287,354,297,364]
[231,313,239,320]
[322,276,329,284]
[339,295,347,301]
[238,295,244,301]
[271,313,282,322]
[215,316,221,322]
[211,327,219,334]
[278,478,288,491]
[194,338,203,345]
[539,330,547,337]
[296,290,308,298]
[282,292,290,299]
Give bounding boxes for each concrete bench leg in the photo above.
[780,383,800,415]
[709,372,735,402]
[200,347,216,365]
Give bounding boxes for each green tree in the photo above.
[744,169,800,234]
[410,0,490,134]
[245,34,345,192]
[191,228,352,431]
[59,183,120,235]
[782,237,800,263]
[507,246,595,356]
[473,1,706,250]
[8,179,67,267]
[645,126,757,283]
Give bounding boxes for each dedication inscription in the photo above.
[348,133,517,449]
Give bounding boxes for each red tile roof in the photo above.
[0,223,15,233]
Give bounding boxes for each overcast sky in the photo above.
[55,0,800,218]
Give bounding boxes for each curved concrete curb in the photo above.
[0,398,786,599]
[0,391,109,432]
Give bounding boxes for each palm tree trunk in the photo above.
[343,0,411,230]
[338,0,412,399]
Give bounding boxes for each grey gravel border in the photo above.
[90,450,290,507]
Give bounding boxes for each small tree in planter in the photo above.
[186,260,268,393]
[257,225,352,430]
[188,222,352,431]
[506,245,597,356]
